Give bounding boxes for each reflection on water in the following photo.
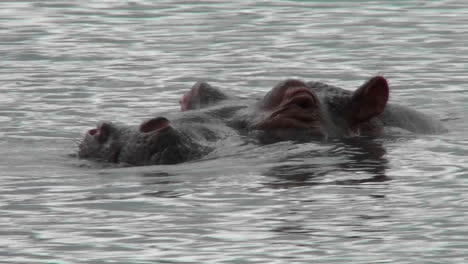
[263,137,390,188]
[2,0,468,263]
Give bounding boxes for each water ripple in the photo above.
[1,0,468,263]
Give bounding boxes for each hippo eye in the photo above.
[297,101,310,109]
[295,98,314,109]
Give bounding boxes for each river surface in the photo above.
[1,1,468,263]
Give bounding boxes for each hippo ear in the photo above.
[180,81,228,111]
[94,122,113,143]
[346,76,389,126]
[140,117,171,133]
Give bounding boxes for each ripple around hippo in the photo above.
[78,76,446,166]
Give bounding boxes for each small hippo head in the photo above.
[252,76,389,141]
[252,79,326,141]
[78,121,126,163]
[79,117,206,166]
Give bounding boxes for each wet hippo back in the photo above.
[379,104,447,134]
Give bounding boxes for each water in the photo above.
[1,1,468,263]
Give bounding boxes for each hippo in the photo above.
[181,76,445,140]
[79,76,445,166]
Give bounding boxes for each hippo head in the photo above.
[252,76,389,141]
[78,121,126,163]
[79,117,205,166]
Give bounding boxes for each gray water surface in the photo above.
[1,1,468,263]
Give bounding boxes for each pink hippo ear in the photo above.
[140,117,171,133]
[347,76,389,126]
[90,122,113,143]
[179,81,229,111]
[180,89,194,111]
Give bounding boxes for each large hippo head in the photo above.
[78,117,207,166]
[250,76,389,140]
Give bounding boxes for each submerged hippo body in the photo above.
[79,76,445,166]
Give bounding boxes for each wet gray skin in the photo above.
[79,76,446,166]
[78,118,206,166]
[78,106,244,166]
